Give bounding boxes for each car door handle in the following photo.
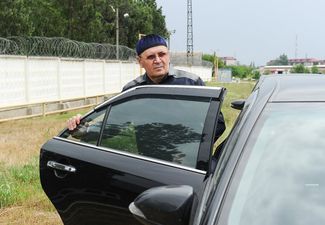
[47,161,76,173]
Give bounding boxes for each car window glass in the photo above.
[220,103,325,225]
[60,109,106,145]
[99,97,210,168]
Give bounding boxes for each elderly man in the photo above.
[67,34,225,140]
[122,34,205,91]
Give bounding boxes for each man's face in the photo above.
[138,46,170,82]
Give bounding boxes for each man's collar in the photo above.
[168,64,177,77]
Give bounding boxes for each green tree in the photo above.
[124,0,167,48]
[0,0,168,48]
[202,54,225,68]
[290,64,310,73]
[252,70,261,80]
[228,65,253,78]
[267,54,289,66]
[0,0,33,36]
[28,0,67,37]
[311,65,320,74]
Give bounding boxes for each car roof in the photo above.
[258,74,325,102]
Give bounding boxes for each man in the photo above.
[67,34,225,140]
[122,34,205,91]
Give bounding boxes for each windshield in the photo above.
[221,102,325,225]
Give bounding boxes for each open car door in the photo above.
[40,85,226,225]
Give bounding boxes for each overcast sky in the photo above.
[155,0,325,66]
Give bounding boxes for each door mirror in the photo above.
[129,185,194,225]
[231,99,245,110]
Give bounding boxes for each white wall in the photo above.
[173,65,212,82]
[0,56,139,107]
[0,55,212,107]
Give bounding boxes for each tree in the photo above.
[252,70,261,80]
[29,0,67,37]
[228,65,253,78]
[202,54,225,68]
[0,0,168,48]
[267,54,289,66]
[290,64,310,73]
[311,65,320,74]
[0,0,33,37]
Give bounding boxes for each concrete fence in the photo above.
[0,55,139,108]
[0,55,212,120]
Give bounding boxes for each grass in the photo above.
[0,109,91,224]
[207,81,256,144]
[0,81,255,224]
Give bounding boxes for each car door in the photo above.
[40,85,226,225]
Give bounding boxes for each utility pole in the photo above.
[214,51,218,81]
[187,0,193,65]
[167,29,176,50]
[295,34,298,59]
[116,7,119,60]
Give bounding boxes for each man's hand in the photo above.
[67,114,82,131]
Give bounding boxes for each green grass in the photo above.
[0,108,94,210]
[206,81,256,143]
[0,158,40,207]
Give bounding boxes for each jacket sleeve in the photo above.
[215,112,226,142]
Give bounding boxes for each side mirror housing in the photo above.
[129,185,194,225]
[231,99,245,110]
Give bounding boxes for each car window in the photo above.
[99,97,210,168]
[220,103,325,225]
[60,109,106,145]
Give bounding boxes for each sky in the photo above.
[155,0,325,66]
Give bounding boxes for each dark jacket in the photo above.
[122,67,205,91]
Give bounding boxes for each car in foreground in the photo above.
[40,85,226,225]
[129,74,325,225]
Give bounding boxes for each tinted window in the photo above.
[99,97,210,168]
[220,103,325,225]
[60,109,106,145]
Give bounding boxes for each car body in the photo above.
[41,74,325,225]
[40,85,226,225]
[129,74,325,225]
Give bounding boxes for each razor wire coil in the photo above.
[0,36,136,60]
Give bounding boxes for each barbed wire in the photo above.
[0,36,212,67]
[0,36,136,60]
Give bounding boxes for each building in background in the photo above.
[262,57,325,74]
[288,58,325,66]
[219,56,237,66]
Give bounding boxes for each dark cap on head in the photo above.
[136,34,167,56]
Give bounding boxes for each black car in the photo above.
[40,74,325,225]
[128,74,325,225]
[40,85,226,225]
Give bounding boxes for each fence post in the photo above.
[83,60,86,97]
[24,56,30,103]
[102,60,106,94]
[119,61,122,90]
[57,57,62,100]
[42,103,46,117]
